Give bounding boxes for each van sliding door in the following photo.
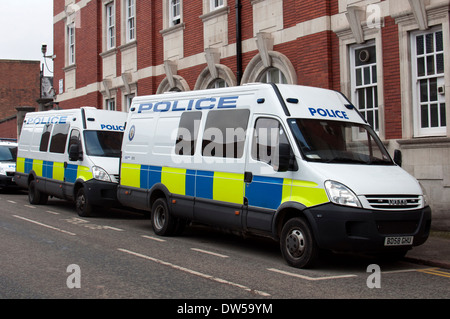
[193,109,249,229]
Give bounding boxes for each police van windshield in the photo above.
[84,131,123,158]
[288,119,393,165]
[0,146,17,162]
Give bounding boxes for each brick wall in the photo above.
[0,117,18,139]
[382,16,402,140]
[0,60,40,119]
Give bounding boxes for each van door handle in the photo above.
[64,162,68,168]
[244,171,253,183]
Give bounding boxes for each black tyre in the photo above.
[75,187,92,217]
[280,217,318,268]
[151,198,176,236]
[28,180,48,205]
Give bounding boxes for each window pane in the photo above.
[39,124,52,152]
[427,55,435,75]
[363,66,370,85]
[430,104,439,127]
[252,118,279,164]
[68,129,81,152]
[420,80,428,102]
[437,53,444,74]
[441,103,447,126]
[367,110,374,128]
[372,65,377,83]
[176,112,202,156]
[357,89,365,110]
[426,33,434,53]
[49,124,70,153]
[202,109,250,158]
[421,105,429,128]
[436,31,443,51]
[356,68,362,86]
[417,57,425,77]
[430,78,437,101]
[416,35,424,55]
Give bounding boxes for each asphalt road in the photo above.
[1,189,449,303]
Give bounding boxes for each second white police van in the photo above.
[118,83,431,268]
[15,107,127,216]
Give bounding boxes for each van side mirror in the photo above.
[69,144,82,161]
[275,143,295,172]
[394,149,402,167]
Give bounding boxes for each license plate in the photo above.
[384,236,413,246]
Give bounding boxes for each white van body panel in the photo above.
[16,107,127,213]
[118,83,431,268]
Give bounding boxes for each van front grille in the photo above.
[364,195,421,210]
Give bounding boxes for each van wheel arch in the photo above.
[148,184,170,209]
[273,202,308,239]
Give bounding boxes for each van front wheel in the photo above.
[280,217,318,268]
[76,187,92,217]
[151,198,176,236]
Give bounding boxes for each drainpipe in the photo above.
[235,0,242,85]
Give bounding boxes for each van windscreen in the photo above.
[84,131,123,158]
[288,119,393,165]
[0,146,17,162]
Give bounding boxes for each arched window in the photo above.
[241,51,296,85]
[207,78,228,89]
[258,67,287,84]
[195,64,236,90]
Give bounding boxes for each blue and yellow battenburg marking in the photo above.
[16,157,93,182]
[120,163,329,209]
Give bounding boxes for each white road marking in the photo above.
[191,248,229,258]
[7,200,16,204]
[118,248,271,297]
[46,210,60,215]
[13,215,76,236]
[142,235,166,242]
[267,268,357,281]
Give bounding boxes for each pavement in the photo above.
[404,232,450,269]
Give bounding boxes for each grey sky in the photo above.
[0,0,53,75]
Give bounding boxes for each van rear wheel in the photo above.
[28,180,48,205]
[151,198,176,236]
[280,217,318,268]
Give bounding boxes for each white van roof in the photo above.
[130,83,366,125]
[23,107,127,132]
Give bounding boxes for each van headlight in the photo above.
[92,166,111,182]
[419,182,429,207]
[325,180,361,208]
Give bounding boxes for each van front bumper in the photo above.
[0,173,18,188]
[83,179,120,207]
[304,203,431,253]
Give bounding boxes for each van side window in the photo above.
[252,117,294,168]
[175,111,202,156]
[202,109,250,159]
[49,124,70,154]
[68,129,82,152]
[39,124,52,152]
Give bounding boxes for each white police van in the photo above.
[15,107,127,216]
[119,83,431,268]
[0,139,18,189]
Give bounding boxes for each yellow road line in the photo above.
[417,268,450,278]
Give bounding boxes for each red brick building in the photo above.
[53,0,450,229]
[0,60,41,138]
